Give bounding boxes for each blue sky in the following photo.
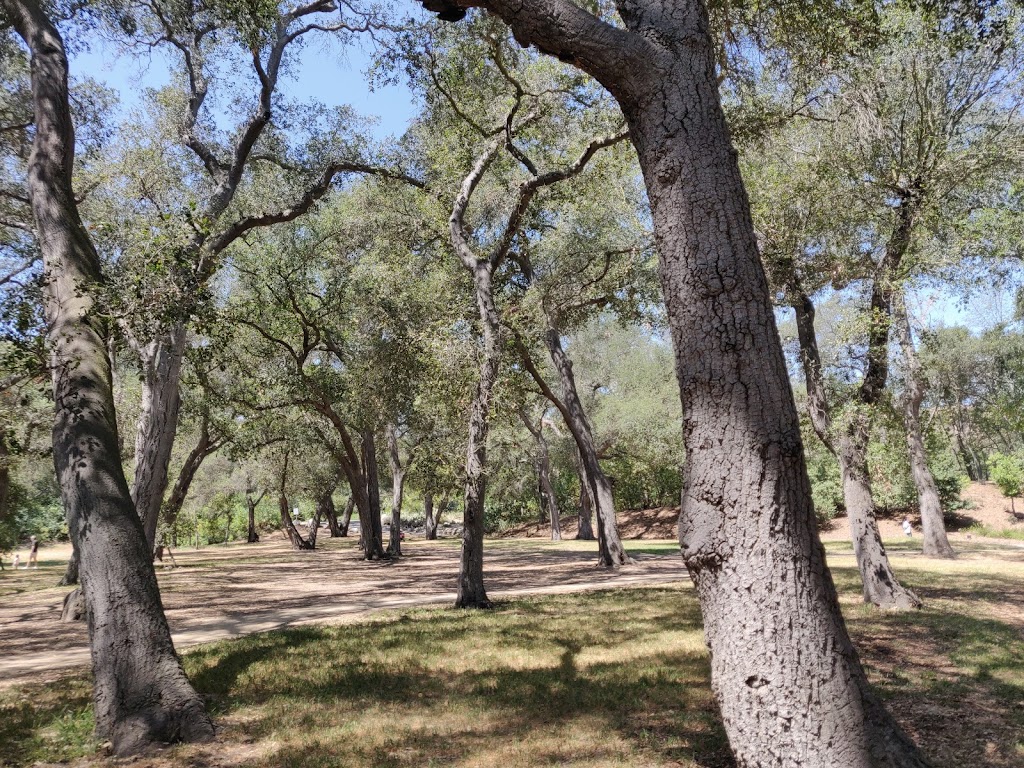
[69,32,418,140]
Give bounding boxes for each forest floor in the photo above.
[2,537,1024,767]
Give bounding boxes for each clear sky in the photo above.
[69,30,419,141]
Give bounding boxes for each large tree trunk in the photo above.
[385,424,406,557]
[131,324,188,551]
[793,292,921,610]
[539,325,628,563]
[359,428,388,559]
[430,1,931,762]
[894,296,955,559]
[457,263,498,609]
[6,0,213,752]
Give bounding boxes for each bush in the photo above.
[989,451,1024,512]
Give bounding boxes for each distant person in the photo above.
[12,553,20,569]
[902,517,913,537]
[27,536,39,568]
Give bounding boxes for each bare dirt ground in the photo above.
[502,481,1024,542]
[0,537,687,688]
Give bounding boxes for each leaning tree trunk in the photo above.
[323,492,344,537]
[6,0,213,752]
[339,496,353,536]
[521,410,561,541]
[452,1,931,762]
[161,415,222,534]
[386,425,406,557]
[894,295,955,559]
[131,324,188,551]
[793,292,921,610]
[457,263,499,609]
[541,324,629,563]
[838,424,923,610]
[313,489,337,544]
[573,450,596,540]
[278,493,312,550]
[277,454,311,550]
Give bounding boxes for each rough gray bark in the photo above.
[130,324,187,551]
[58,545,79,586]
[61,587,86,622]
[793,292,922,611]
[894,295,955,559]
[6,0,213,752]
[385,424,406,556]
[423,1,931,764]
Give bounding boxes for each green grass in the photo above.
[966,524,1024,541]
[3,545,1024,767]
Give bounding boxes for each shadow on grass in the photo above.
[182,588,733,768]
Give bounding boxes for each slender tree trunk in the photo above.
[323,492,343,537]
[161,416,222,533]
[573,450,596,540]
[278,494,312,550]
[339,496,353,537]
[894,296,955,559]
[424,491,438,540]
[386,424,406,556]
[793,293,921,609]
[458,263,498,608]
[0,436,10,537]
[520,410,561,541]
[277,454,312,550]
[6,0,213,752]
[359,428,388,559]
[313,490,339,546]
[838,425,923,610]
[539,325,629,563]
[131,324,188,551]
[246,492,262,543]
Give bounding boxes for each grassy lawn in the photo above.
[2,543,1023,767]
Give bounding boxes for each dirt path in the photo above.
[0,537,688,688]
